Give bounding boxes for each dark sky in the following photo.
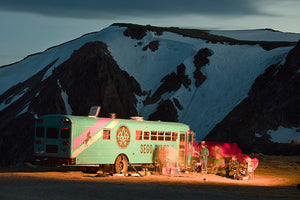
[0,0,299,66]
[0,0,265,18]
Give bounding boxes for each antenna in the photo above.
[88,106,101,118]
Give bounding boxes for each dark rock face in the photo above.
[51,41,142,118]
[206,40,300,155]
[144,63,191,105]
[173,97,183,110]
[194,48,212,69]
[193,48,212,87]
[144,63,191,122]
[123,25,147,40]
[142,40,159,51]
[0,59,59,166]
[115,23,297,50]
[0,41,143,166]
[148,99,178,122]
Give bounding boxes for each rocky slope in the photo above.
[206,40,300,154]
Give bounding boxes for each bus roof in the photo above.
[38,114,189,129]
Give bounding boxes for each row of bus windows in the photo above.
[36,127,70,139]
[101,130,178,141]
[36,127,178,142]
[136,130,178,141]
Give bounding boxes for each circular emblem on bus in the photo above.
[116,126,130,148]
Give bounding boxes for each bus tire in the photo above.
[115,155,128,174]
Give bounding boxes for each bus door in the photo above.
[178,132,187,168]
[186,131,194,167]
[178,131,194,169]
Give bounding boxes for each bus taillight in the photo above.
[35,140,42,144]
[62,119,70,123]
[62,142,70,146]
[36,119,43,123]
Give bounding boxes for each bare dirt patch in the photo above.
[0,155,299,200]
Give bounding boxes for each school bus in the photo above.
[34,114,196,174]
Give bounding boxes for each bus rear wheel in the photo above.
[115,155,128,174]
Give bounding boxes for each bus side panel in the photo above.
[71,119,120,165]
[117,121,188,168]
[69,118,193,169]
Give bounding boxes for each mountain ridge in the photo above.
[0,23,299,166]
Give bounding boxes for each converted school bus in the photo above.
[34,114,196,174]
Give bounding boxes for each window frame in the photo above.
[158,131,164,141]
[103,129,111,140]
[136,130,143,140]
[36,126,45,138]
[151,131,157,141]
[143,131,150,140]
[172,132,178,141]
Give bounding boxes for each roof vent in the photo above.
[110,113,116,118]
[130,116,144,121]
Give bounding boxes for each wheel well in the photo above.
[115,153,129,165]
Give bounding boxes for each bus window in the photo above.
[180,134,185,142]
[47,128,58,139]
[158,131,164,141]
[61,127,70,138]
[136,130,142,140]
[143,131,150,140]
[172,132,178,141]
[165,131,171,141]
[151,131,157,141]
[36,127,44,138]
[103,129,111,140]
[188,132,193,142]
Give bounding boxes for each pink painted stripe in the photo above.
[72,118,112,150]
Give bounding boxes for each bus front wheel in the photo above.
[115,155,128,174]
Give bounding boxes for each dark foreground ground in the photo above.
[0,155,299,200]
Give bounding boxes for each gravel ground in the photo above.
[0,155,299,200]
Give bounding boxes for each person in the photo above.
[244,156,259,179]
[211,144,224,175]
[199,141,209,174]
[225,155,239,178]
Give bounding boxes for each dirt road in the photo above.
[0,155,299,200]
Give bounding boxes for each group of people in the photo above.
[198,141,258,180]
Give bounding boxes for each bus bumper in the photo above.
[34,156,76,166]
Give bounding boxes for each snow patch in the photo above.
[61,90,72,115]
[268,126,300,143]
[16,103,29,117]
[57,80,72,115]
[255,133,263,138]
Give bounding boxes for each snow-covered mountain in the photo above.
[0,23,299,166]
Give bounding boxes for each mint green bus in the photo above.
[34,114,196,174]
